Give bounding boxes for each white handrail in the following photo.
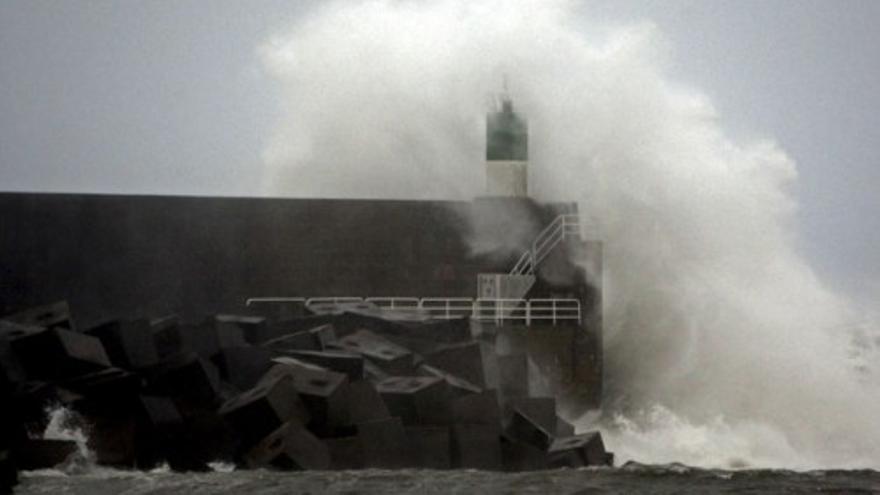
[246,297,307,306]
[365,297,421,310]
[246,296,581,326]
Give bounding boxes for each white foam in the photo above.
[257,0,880,469]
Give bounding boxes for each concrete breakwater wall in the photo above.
[0,192,584,328]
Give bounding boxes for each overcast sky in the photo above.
[1,0,879,301]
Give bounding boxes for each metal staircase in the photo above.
[510,214,581,276]
[477,214,581,319]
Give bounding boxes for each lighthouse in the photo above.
[485,95,528,196]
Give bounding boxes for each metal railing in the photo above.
[511,214,581,276]
[245,296,581,326]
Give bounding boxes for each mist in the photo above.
[259,0,880,469]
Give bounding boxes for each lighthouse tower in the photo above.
[485,95,528,196]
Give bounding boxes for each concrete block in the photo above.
[286,350,363,381]
[357,417,408,468]
[211,346,274,390]
[178,321,222,358]
[146,353,222,407]
[504,409,553,451]
[418,364,481,397]
[376,376,451,425]
[556,417,575,437]
[62,367,142,400]
[261,364,349,433]
[257,316,334,345]
[261,331,322,353]
[333,330,414,375]
[323,436,363,470]
[507,397,556,435]
[243,421,331,470]
[345,381,390,424]
[451,390,501,426]
[0,323,37,388]
[86,319,158,369]
[216,314,267,345]
[0,321,43,341]
[323,309,398,336]
[82,413,137,467]
[603,451,615,467]
[496,354,529,401]
[1,301,73,331]
[176,409,238,471]
[501,436,547,471]
[14,439,77,470]
[548,431,609,467]
[11,328,111,381]
[308,324,337,350]
[132,395,188,470]
[425,342,485,387]
[150,315,183,359]
[406,426,451,469]
[363,360,389,382]
[219,374,309,449]
[451,423,502,470]
[11,382,82,430]
[0,449,16,493]
[400,316,472,344]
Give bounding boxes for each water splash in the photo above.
[258,0,880,469]
[42,405,94,473]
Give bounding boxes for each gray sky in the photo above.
[1,0,879,300]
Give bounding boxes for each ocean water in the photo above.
[15,465,880,494]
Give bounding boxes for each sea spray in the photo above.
[42,406,93,473]
[258,0,880,469]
